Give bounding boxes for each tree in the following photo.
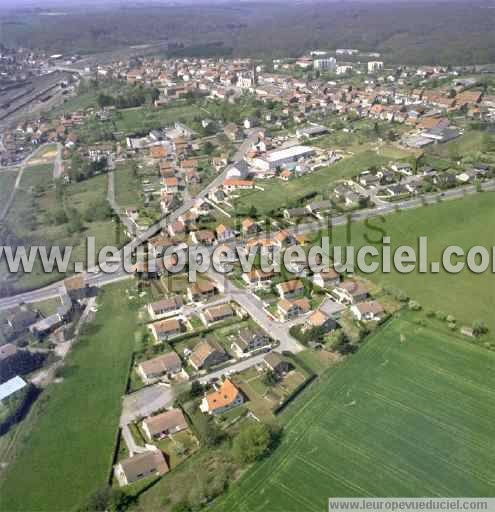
[80,486,132,512]
[472,320,488,337]
[190,380,203,397]
[232,423,272,465]
[203,141,215,155]
[263,369,280,387]
[66,207,84,234]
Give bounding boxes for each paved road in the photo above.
[120,383,175,426]
[207,268,304,353]
[0,151,493,311]
[199,353,267,384]
[121,424,149,456]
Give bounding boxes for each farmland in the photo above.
[315,191,495,335]
[0,282,138,512]
[215,315,495,511]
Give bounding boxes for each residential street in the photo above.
[0,152,494,312]
[198,353,267,384]
[207,269,304,353]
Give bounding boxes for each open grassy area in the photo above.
[2,173,116,292]
[215,315,495,511]
[0,172,17,205]
[113,103,199,133]
[19,163,53,189]
[426,129,494,163]
[0,282,138,512]
[316,191,495,335]
[233,151,389,215]
[114,163,143,208]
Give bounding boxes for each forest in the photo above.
[1,1,495,65]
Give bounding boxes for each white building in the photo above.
[337,64,353,76]
[252,145,316,171]
[313,57,336,72]
[368,61,384,74]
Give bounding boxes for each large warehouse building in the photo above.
[253,145,316,171]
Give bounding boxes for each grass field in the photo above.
[0,282,138,512]
[2,173,116,292]
[19,163,53,189]
[215,315,495,511]
[0,172,17,205]
[314,191,495,335]
[113,104,199,133]
[233,151,389,215]
[114,164,142,208]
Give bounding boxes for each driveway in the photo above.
[198,353,267,384]
[120,383,175,426]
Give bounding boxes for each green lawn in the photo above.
[315,191,495,335]
[233,151,389,215]
[215,315,495,511]
[0,282,138,512]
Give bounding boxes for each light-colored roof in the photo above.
[336,280,369,296]
[356,301,384,315]
[189,281,216,295]
[118,451,168,481]
[139,352,181,377]
[143,409,187,437]
[190,340,224,368]
[151,317,181,334]
[205,379,240,411]
[149,297,182,314]
[265,145,314,163]
[0,343,17,361]
[204,304,234,322]
[307,310,329,327]
[0,376,27,402]
[277,279,304,294]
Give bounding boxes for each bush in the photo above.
[408,300,422,311]
[472,320,489,337]
[232,422,273,465]
[436,311,447,321]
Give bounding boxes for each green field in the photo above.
[0,282,137,511]
[19,163,53,189]
[114,164,142,208]
[215,315,495,511]
[316,192,495,335]
[113,104,199,133]
[234,151,389,214]
[2,173,116,292]
[0,172,17,205]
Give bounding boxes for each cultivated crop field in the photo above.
[216,315,495,511]
[316,192,495,335]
